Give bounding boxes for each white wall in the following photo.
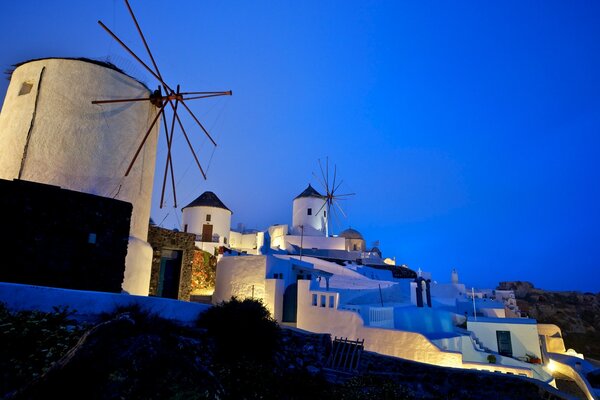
[538,324,566,354]
[0,282,209,326]
[0,59,159,295]
[468,318,542,360]
[285,235,345,250]
[292,197,326,235]
[212,255,267,304]
[268,224,288,250]
[183,206,231,245]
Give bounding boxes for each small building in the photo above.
[182,191,232,254]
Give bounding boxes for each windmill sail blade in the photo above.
[332,164,337,195]
[184,93,233,101]
[167,99,179,207]
[318,159,328,194]
[179,99,217,146]
[180,90,232,96]
[159,108,173,208]
[331,205,344,235]
[124,0,165,81]
[334,200,347,218]
[159,99,179,208]
[326,157,329,192]
[125,100,166,176]
[335,193,356,197]
[98,21,172,93]
[174,108,208,179]
[312,172,327,192]
[315,199,327,216]
[92,97,153,105]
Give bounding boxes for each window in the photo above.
[324,210,326,218]
[312,294,318,306]
[19,82,33,96]
[353,244,357,251]
[224,237,227,244]
[329,296,335,308]
[183,224,188,232]
[320,295,326,307]
[307,208,312,216]
[206,214,211,222]
[88,233,97,244]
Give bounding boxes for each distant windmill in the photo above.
[312,157,355,237]
[91,0,232,209]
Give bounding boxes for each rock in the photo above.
[306,365,320,376]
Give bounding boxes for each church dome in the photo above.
[339,228,364,240]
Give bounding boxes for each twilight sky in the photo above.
[1,1,599,292]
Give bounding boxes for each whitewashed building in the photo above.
[0,58,160,295]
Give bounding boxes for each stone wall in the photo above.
[0,179,131,293]
[147,226,195,301]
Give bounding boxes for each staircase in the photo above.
[471,334,491,352]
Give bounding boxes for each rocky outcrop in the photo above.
[499,282,600,360]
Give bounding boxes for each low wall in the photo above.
[0,282,210,326]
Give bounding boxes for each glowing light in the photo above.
[547,360,556,373]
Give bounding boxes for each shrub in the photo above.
[197,297,280,364]
[0,303,86,395]
[487,354,497,364]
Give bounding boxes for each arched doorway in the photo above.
[282,282,298,323]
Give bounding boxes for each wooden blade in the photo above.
[334,193,356,197]
[124,0,165,81]
[159,107,172,208]
[92,97,153,105]
[312,172,327,193]
[315,199,327,216]
[326,157,329,194]
[184,93,233,101]
[333,179,345,194]
[180,90,232,96]
[331,205,344,235]
[334,201,347,219]
[318,159,328,195]
[167,94,180,207]
[98,20,172,93]
[174,108,208,179]
[332,164,337,196]
[124,100,166,176]
[179,99,217,146]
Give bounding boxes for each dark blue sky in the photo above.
[2,1,599,292]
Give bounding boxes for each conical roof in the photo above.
[294,184,324,200]
[182,191,232,213]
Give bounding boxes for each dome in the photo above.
[294,184,324,200]
[339,228,364,240]
[182,191,231,213]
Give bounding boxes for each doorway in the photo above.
[282,282,298,323]
[157,249,182,299]
[202,224,213,242]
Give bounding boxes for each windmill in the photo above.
[91,0,232,209]
[312,157,355,237]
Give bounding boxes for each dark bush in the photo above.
[196,297,280,363]
[0,303,86,396]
